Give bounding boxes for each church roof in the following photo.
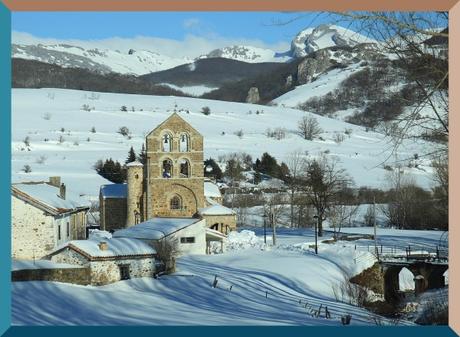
[126,161,143,167]
[100,184,127,199]
[204,181,222,198]
[12,182,90,216]
[199,204,235,216]
[113,217,203,240]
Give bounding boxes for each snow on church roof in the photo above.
[199,204,235,216]
[113,217,203,240]
[100,184,127,199]
[204,181,222,198]
[12,182,90,215]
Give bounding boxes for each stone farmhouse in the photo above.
[49,236,158,285]
[99,113,237,243]
[11,177,90,259]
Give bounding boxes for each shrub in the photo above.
[234,129,244,139]
[120,105,128,112]
[43,112,52,120]
[58,135,65,143]
[22,165,32,173]
[333,132,346,144]
[90,126,96,133]
[82,104,92,112]
[23,136,30,147]
[265,127,287,140]
[201,106,211,115]
[118,126,130,137]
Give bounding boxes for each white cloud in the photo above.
[12,31,291,59]
[183,18,201,30]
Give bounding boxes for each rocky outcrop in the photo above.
[246,87,260,104]
[297,49,333,85]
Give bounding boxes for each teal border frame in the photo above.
[0,5,457,337]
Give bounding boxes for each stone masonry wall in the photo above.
[12,196,56,259]
[202,214,237,234]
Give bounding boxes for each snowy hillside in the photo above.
[290,24,378,58]
[12,44,191,75]
[12,88,436,200]
[200,45,291,63]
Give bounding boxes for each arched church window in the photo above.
[179,159,190,178]
[170,195,182,210]
[179,133,190,152]
[162,159,173,178]
[162,133,172,152]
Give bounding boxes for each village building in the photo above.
[113,217,207,256]
[11,177,90,260]
[49,237,157,285]
[99,113,237,238]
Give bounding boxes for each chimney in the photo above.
[59,183,66,200]
[98,241,108,251]
[49,176,61,187]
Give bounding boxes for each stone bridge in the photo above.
[380,260,448,303]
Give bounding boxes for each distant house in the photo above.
[113,217,207,256]
[50,237,157,285]
[11,177,90,259]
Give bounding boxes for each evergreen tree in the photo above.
[126,146,137,164]
[138,143,147,165]
[204,158,223,180]
[259,152,279,177]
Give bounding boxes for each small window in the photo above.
[58,225,61,240]
[180,237,195,244]
[162,134,172,152]
[179,159,190,178]
[170,195,182,210]
[179,133,189,152]
[162,159,173,178]
[67,222,70,237]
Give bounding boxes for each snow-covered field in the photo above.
[12,88,437,200]
[12,228,445,325]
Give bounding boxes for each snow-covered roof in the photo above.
[126,161,143,167]
[204,181,222,198]
[199,204,235,216]
[113,217,202,240]
[68,237,156,259]
[12,182,90,215]
[205,228,227,240]
[100,184,127,199]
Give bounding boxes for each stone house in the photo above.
[11,177,90,259]
[50,237,157,285]
[113,217,207,256]
[100,113,237,235]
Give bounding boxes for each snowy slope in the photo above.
[200,45,291,63]
[12,229,417,326]
[290,24,378,58]
[12,44,191,75]
[12,88,436,200]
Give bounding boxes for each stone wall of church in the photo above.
[145,113,205,218]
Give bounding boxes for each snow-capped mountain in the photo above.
[12,43,191,75]
[199,45,291,63]
[289,24,378,58]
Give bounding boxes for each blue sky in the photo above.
[12,12,331,44]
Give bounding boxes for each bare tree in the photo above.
[263,193,286,245]
[300,156,352,236]
[298,115,323,140]
[327,203,360,239]
[285,150,307,227]
[153,236,179,274]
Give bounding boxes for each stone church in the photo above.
[99,113,237,236]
